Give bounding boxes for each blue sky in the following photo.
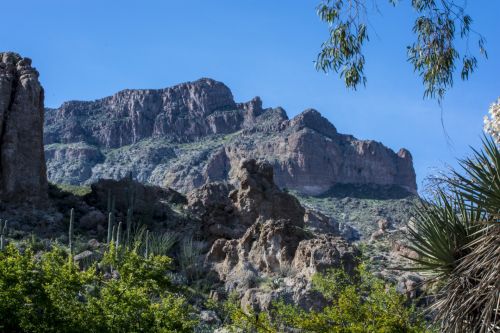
[2,0,499,192]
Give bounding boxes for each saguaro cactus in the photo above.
[145,229,149,258]
[107,212,114,244]
[116,222,122,247]
[126,208,133,246]
[111,224,116,243]
[126,177,135,247]
[115,221,122,257]
[106,189,116,245]
[68,208,74,255]
[0,220,7,251]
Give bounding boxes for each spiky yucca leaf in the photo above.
[450,136,500,219]
[148,231,178,257]
[408,136,500,332]
[407,190,482,277]
[433,225,499,333]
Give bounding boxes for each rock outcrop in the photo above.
[44,78,417,195]
[191,159,359,310]
[0,52,47,204]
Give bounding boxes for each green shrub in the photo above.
[225,264,431,332]
[0,244,196,332]
[54,183,92,197]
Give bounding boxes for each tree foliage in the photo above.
[316,0,487,101]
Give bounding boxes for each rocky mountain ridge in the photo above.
[44,78,417,196]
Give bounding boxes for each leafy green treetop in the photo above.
[316,0,487,102]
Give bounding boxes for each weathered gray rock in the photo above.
[292,235,358,280]
[199,159,359,311]
[44,79,417,195]
[45,78,246,148]
[188,159,305,241]
[0,52,47,204]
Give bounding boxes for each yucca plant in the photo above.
[408,136,499,332]
[0,220,7,251]
[407,191,482,278]
[179,237,203,282]
[435,225,499,333]
[449,136,500,218]
[148,231,178,257]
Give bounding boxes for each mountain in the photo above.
[0,53,423,320]
[44,78,417,196]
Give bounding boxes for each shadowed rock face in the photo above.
[0,52,47,204]
[44,78,417,195]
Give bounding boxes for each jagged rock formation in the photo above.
[190,159,359,310]
[0,52,47,204]
[44,78,417,196]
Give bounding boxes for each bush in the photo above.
[224,264,430,332]
[0,244,196,332]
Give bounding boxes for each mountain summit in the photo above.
[44,78,416,195]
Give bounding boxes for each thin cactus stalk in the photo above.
[116,221,122,253]
[0,220,7,251]
[116,222,122,246]
[126,207,132,247]
[107,212,114,244]
[145,229,149,258]
[126,175,135,247]
[106,189,111,213]
[111,224,116,243]
[31,233,36,247]
[69,208,74,255]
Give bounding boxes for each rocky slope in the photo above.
[44,78,417,196]
[0,52,47,205]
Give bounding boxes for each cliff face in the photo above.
[44,78,258,148]
[0,52,47,204]
[44,78,417,195]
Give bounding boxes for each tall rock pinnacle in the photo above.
[0,52,48,204]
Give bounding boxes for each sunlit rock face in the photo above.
[44,78,416,195]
